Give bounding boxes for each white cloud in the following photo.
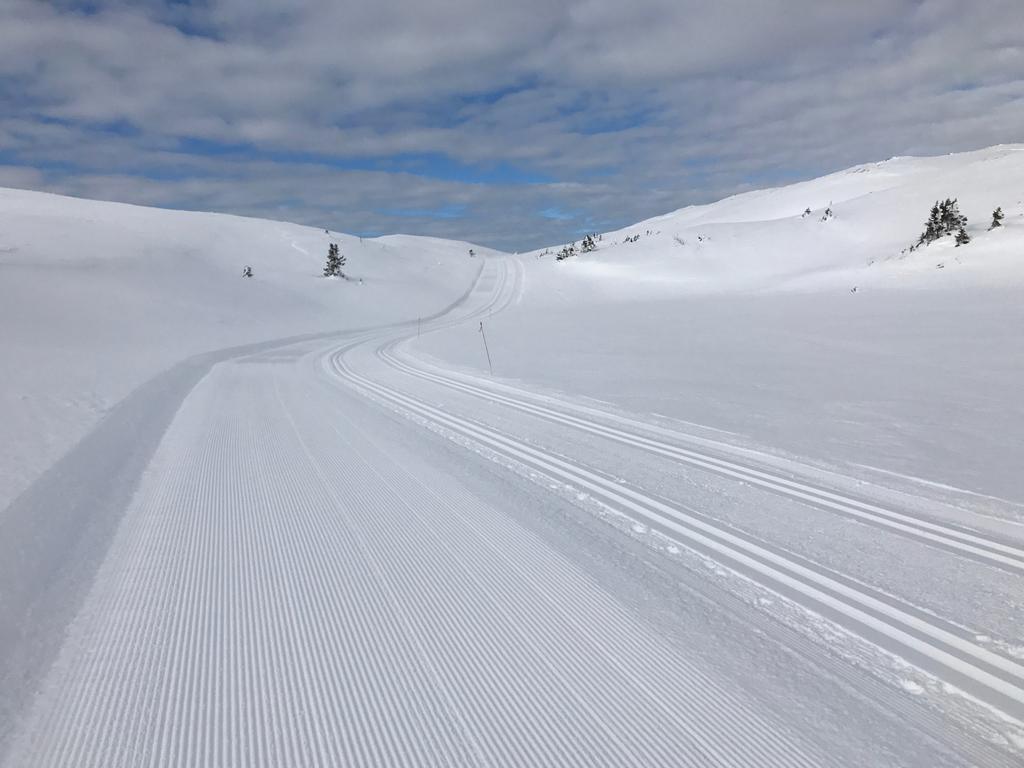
[1,0,1022,250]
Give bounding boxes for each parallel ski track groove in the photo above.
[270,373,488,768]
[326,320,1024,722]
[276,379,607,766]
[379,344,1024,576]
[349,418,822,765]
[9,256,1018,766]
[287,370,825,767]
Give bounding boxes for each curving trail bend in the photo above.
[3,257,1023,767]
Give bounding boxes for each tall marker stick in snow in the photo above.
[478,321,493,375]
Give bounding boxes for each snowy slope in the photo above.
[3,151,1024,766]
[414,145,1024,502]
[534,145,1024,296]
[5,258,1022,766]
[0,188,493,510]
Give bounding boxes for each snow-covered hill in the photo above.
[535,145,1024,295]
[3,150,1024,766]
[0,188,494,510]
[4,144,1022,510]
[413,146,1024,503]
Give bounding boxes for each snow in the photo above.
[3,145,1024,766]
[900,679,926,695]
[415,145,1024,504]
[0,188,491,511]
[526,144,1024,296]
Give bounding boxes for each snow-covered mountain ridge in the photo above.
[537,145,1024,295]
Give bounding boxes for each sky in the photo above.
[1,0,1022,251]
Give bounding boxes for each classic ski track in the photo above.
[4,257,834,767]
[6,257,1020,765]
[376,344,1024,576]
[324,261,1024,725]
[301,390,831,767]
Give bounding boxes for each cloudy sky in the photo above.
[2,1,1022,250]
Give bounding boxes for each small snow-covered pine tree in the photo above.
[955,226,970,247]
[926,202,942,241]
[323,243,345,277]
[990,207,1004,229]
[938,199,966,236]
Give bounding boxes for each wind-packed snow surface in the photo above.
[2,147,1024,766]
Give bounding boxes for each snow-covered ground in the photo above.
[0,188,489,511]
[526,144,1024,295]
[416,145,1024,505]
[416,289,1024,505]
[2,146,1023,766]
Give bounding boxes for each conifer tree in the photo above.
[955,226,970,247]
[927,202,941,239]
[323,243,346,277]
[917,199,968,247]
[990,207,1004,229]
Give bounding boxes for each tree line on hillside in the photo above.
[912,198,970,249]
[908,200,1006,252]
[555,233,600,260]
[241,202,1010,282]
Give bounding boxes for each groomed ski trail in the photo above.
[4,260,826,767]
[5,257,1022,767]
